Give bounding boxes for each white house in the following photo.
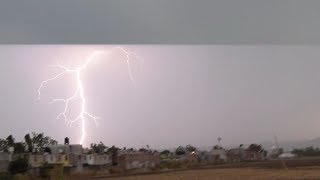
[209,149,227,163]
[279,152,296,159]
[48,144,82,154]
[116,151,160,170]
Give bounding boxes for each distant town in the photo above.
[0,132,320,179]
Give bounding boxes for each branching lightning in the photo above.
[37,47,139,145]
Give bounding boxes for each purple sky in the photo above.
[1,45,320,149]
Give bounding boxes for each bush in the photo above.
[8,158,28,175]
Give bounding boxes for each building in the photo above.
[116,151,160,170]
[28,154,46,168]
[208,148,227,163]
[227,148,245,163]
[48,144,82,154]
[48,144,83,168]
[227,146,266,162]
[242,150,265,161]
[45,154,70,166]
[279,152,296,159]
[84,153,112,166]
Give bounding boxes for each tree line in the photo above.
[0,132,57,153]
[292,146,320,157]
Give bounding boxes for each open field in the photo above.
[97,167,320,180]
[91,159,320,180]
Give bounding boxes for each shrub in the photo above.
[8,158,28,175]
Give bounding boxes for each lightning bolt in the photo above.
[37,47,139,145]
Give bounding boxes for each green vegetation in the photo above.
[175,146,186,155]
[160,150,170,156]
[90,141,107,153]
[8,158,28,175]
[29,132,58,153]
[292,146,320,157]
[185,144,197,152]
[0,132,57,153]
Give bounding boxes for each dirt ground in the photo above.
[100,166,320,180]
[96,166,320,180]
[66,159,320,180]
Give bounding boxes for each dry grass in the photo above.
[96,167,320,180]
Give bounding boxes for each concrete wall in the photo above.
[0,153,10,161]
[0,160,9,173]
[29,154,46,168]
[49,144,82,154]
[45,154,69,166]
[85,154,111,165]
[211,149,227,162]
[118,152,160,170]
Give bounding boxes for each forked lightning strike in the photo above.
[37,47,138,145]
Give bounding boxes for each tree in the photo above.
[31,132,58,153]
[90,141,107,153]
[247,144,263,153]
[292,146,320,157]
[24,134,32,153]
[160,150,170,156]
[13,143,26,154]
[44,147,51,154]
[186,144,197,152]
[175,146,186,155]
[106,145,120,155]
[8,157,28,174]
[139,148,149,153]
[0,138,8,152]
[6,135,14,147]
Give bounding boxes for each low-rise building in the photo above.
[227,148,245,163]
[84,153,112,166]
[48,144,82,154]
[28,154,46,168]
[116,151,160,170]
[279,152,296,159]
[45,154,70,166]
[208,148,227,163]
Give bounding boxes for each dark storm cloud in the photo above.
[1,0,320,43]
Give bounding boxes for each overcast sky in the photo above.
[1,0,320,43]
[1,45,320,149]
